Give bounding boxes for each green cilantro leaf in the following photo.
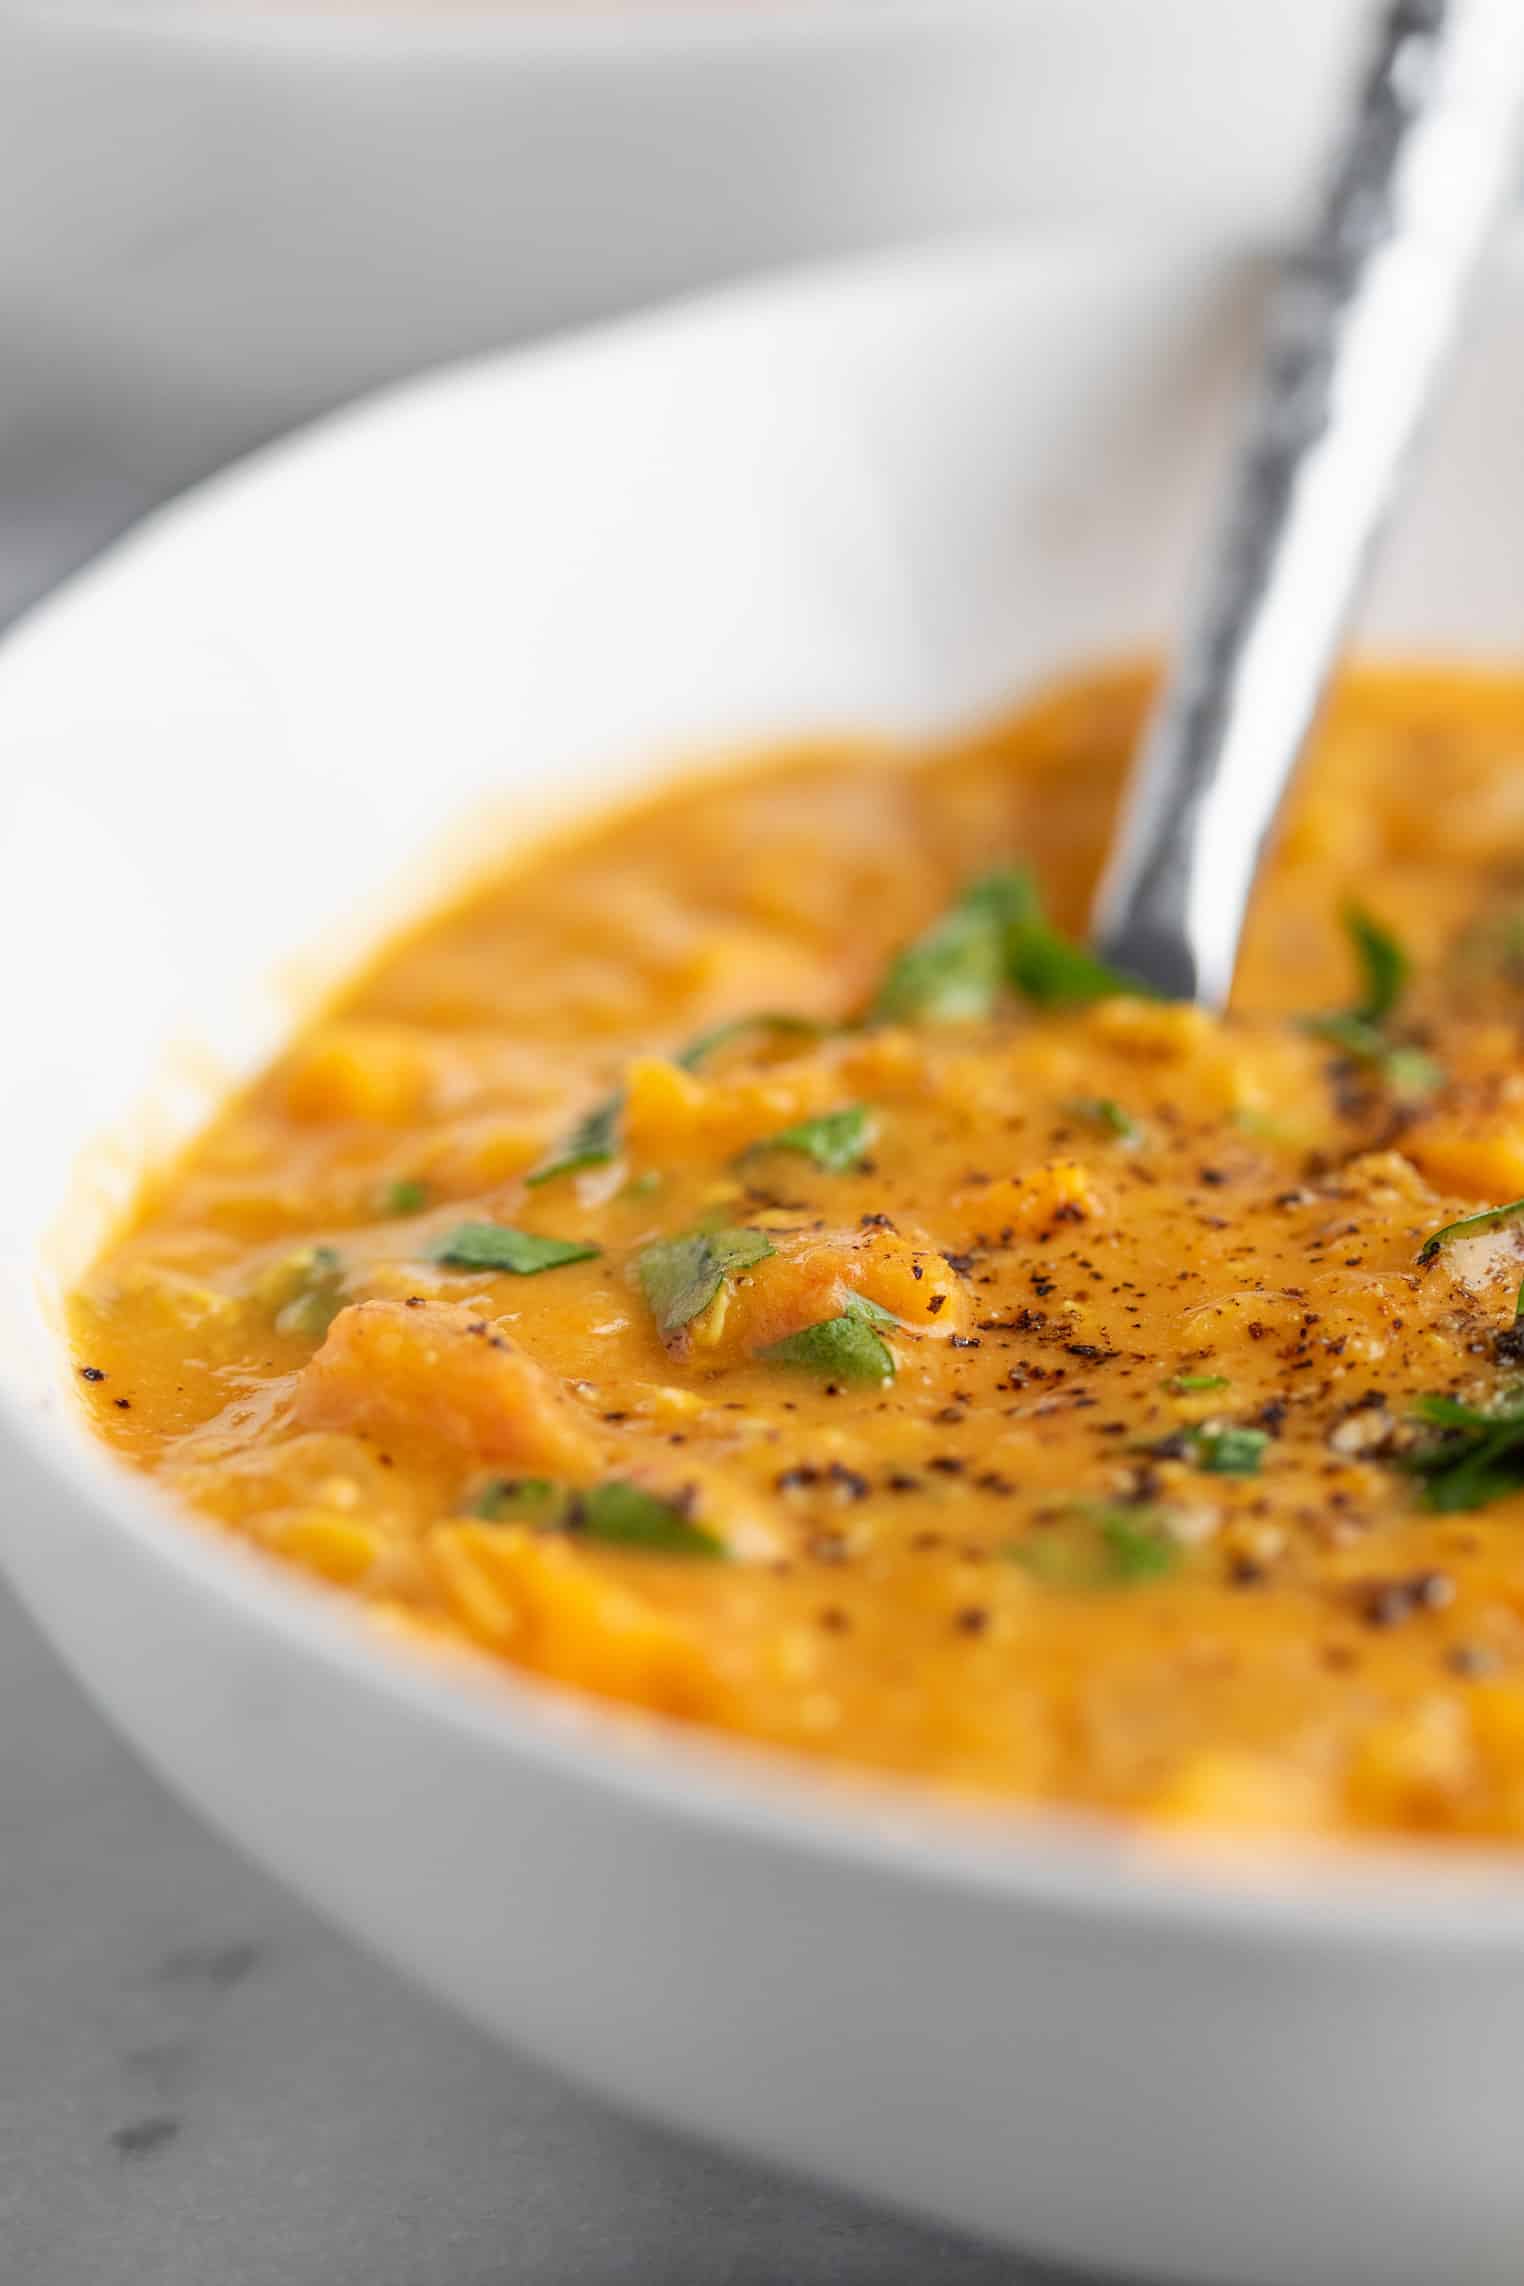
[1399,1384,1524,1512]
[526,1092,623,1187]
[760,1293,896,1383]
[1342,901,1409,1026]
[471,1475,723,1555]
[676,1011,828,1070]
[265,1244,348,1340]
[1009,1502,1179,1589]
[432,1223,600,1274]
[472,1476,561,1522]
[569,1482,724,1556]
[869,868,1041,1024]
[744,1104,874,1173]
[1185,1424,1268,1476]
[637,1226,775,1340]
[378,1177,429,1217]
[1005,921,1141,1008]
[1302,902,1439,1098]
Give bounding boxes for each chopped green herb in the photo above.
[1399,1385,1524,1512]
[1304,1011,1443,1098]
[868,865,1144,1026]
[526,1093,623,1187]
[869,868,1041,1024]
[568,1480,725,1556]
[1005,920,1141,1009]
[1417,1196,1524,1265]
[432,1223,600,1274]
[760,1293,895,1384]
[1303,904,1439,1097]
[1165,1372,1231,1395]
[1009,1502,1179,1589]
[1342,901,1409,1025]
[526,1016,827,1189]
[472,1475,723,1555]
[378,1177,429,1217]
[744,1104,874,1173]
[1065,1096,1142,1144]
[676,1011,828,1070]
[1185,1424,1268,1476]
[637,1225,775,1340]
[842,1291,899,1325]
[257,1245,348,1340]
[473,1476,560,1522]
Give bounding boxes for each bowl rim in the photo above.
[6,234,1524,1948]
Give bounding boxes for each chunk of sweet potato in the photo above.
[296,1299,595,1472]
[951,1158,1103,1243]
[427,1523,716,1715]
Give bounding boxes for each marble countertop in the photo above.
[0,1579,1061,2286]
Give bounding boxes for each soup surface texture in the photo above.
[71,662,1524,1841]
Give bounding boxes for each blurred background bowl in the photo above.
[0,0,1368,618]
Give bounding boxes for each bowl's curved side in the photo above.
[4,1415,1524,2286]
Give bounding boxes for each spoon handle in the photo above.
[1090,0,1524,1007]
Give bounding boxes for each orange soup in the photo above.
[69,661,1524,1839]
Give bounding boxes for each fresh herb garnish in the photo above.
[1065,1096,1142,1144]
[568,1481,724,1555]
[526,1093,623,1188]
[1399,1385,1524,1512]
[260,1245,348,1340]
[1417,1196,1524,1266]
[1303,902,1439,1096]
[637,1225,775,1340]
[1005,922,1140,1009]
[378,1177,429,1217]
[1184,1424,1267,1476]
[527,1013,825,1189]
[1304,1012,1442,1098]
[471,1475,723,1555]
[1165,1372,1230,1394]
[676,1011,828,1070]
[760,1293,896,1383]
[744,1104,874,1173]
[870,868,1041,1024]
[869,864,1142,1025]
[842,1292,899,1325]
[1343,900,1409,1025]
[432,1223,600,1274]
[472,1476,560,1522]
[1010,1502,1179,1588]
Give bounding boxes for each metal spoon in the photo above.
[1091,0,1524,1007]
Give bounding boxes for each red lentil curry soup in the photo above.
[70,662,1524,1842]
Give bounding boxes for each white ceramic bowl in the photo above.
[5,241,1524,2286]
[0,2,1368,566]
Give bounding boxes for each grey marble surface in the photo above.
[0,1577,1063,2286]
